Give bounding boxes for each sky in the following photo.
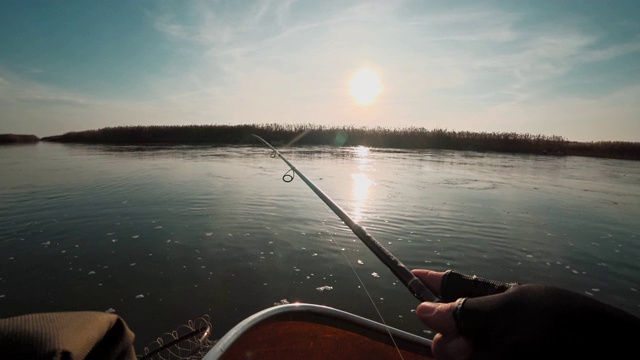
[1,0,639,141]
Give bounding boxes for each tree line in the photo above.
[40,124,640,160]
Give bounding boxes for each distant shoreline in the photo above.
[0,134,39,144]
[29,124,640,161]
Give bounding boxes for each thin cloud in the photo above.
[0,68,95,106]
[2,1,638,141]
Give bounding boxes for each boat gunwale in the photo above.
[203,303,433,359]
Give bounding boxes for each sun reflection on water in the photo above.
[351,146,373,221]
[355,145,370,159]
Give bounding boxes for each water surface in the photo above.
[1,143,638,351]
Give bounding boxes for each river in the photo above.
[1,142,638,352]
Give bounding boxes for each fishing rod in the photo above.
[253,134,439,303]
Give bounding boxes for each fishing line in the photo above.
[308,196,408,360]
[264,142,408,360]
[253,134,438,303]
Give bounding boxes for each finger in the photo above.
[431,333,474,360]
[416,301,460,335]
[412,269,446,297]
[441,271,518,302]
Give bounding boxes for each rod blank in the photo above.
[253,134,438,303]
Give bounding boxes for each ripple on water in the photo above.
[1,143,638,345]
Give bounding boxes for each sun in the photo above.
[348,68,382,106]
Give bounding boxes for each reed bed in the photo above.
[41,124,640,160]
[0,134,39,144]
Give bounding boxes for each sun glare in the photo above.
[349,68,382,106]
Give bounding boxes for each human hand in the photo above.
[412,269,640,360]
[412,270,474,360]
